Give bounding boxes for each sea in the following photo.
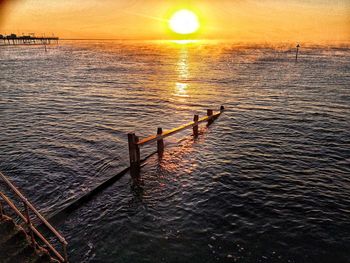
[0,40,349,262]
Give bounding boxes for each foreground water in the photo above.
[0,40,350,262]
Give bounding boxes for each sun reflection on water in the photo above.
[173,46,190,99]
[174,82,189,98]
[170,40,201,45]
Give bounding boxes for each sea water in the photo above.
[0,40,349,262]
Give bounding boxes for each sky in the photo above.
[0,0,349,43]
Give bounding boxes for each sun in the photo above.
[169,10,200,35]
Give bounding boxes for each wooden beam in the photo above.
[137,110,222,146]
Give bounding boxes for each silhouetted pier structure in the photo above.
[0,33,59,46]
[296,44,300,62]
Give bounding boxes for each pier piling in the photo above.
[296,44,300,62]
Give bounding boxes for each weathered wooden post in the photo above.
[207,109,213,125]
[157,127,164,156]
[128,133,140,176]
[296,44,300,62]
[193,115,199,137]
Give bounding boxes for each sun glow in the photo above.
[169,10,200,35]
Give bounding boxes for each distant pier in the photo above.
[0,33,59,46]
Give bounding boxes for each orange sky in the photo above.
[0,0,349,43]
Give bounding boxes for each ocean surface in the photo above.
[0,40,350,263]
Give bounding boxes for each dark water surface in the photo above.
[1,40,350,262]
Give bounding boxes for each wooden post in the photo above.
[220,105,225,112]
[128,133,140,176]
[296,44,300,62]
[24,203,36,248]
[157,127,164,156]
[193,115,199,137]
[207,109,213,125]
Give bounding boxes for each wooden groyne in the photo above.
[0,172,68,262]
[128,106,225,176]
[48,106,225,221]
[0,33,59,46]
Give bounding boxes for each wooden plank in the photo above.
[137,111,222,146]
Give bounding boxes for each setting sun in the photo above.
[169,9,200,35]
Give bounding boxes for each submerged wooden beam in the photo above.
[47,150,157,222]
